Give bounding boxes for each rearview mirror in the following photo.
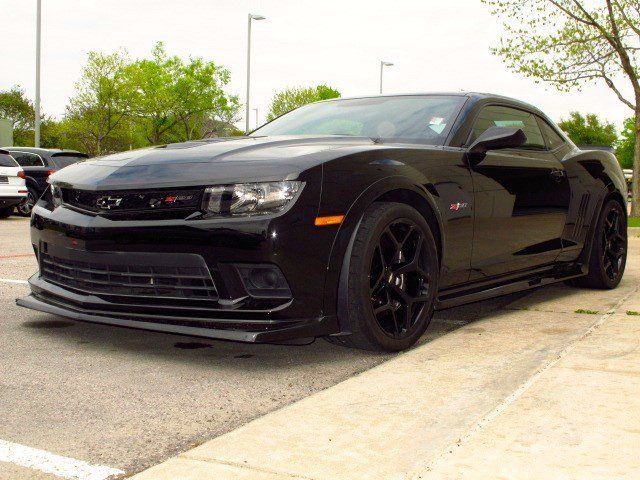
[467,126,527,162]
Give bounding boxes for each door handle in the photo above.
[550,168,566,180]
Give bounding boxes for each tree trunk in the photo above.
[631,113,640,218]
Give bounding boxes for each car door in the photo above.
[468,105,571,280]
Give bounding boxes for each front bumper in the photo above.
[18,181,342,342]
[18,277,336,343]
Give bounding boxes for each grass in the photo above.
[575,308,599,315]
[626,310,640,316]
[629,217,640,228]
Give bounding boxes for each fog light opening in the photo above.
[234,264,292,299]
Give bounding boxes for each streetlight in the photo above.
[253,107,259,129]
[35,0,42,147]
[246,13,266,133]
[379,60,394,95]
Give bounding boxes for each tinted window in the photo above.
[470,105,546,150]
[11,152,45,167]
[252,96,467,144]
[0,153,18,167]
[537,118,565,150]
[52,155,86,168]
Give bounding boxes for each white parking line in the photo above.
[0,439,124,480]
[0,278,28,284]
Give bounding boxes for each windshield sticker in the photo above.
[494,120,525,127]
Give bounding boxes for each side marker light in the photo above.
[314,215,345,226]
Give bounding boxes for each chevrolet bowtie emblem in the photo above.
[96,195,124,210]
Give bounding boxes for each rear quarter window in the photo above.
[0,153,19,167]
[537,118,566,150]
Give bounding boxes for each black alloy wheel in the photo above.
[601,204,626,282]
[369,219,431,339]
[329,202,439,352]
[568,198,627,289]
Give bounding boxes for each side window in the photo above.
[10,152,44,167]
[537,117,565,150]
[0,154,18,167]
[469,105,546,150]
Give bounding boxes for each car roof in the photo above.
[320,91,545,116]
[2,147,88,158]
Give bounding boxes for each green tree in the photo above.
[0,86,35,145]
[64,50,132,155]
[267,84,340,121]
[483,0,640,215]
[617,117,635,169]
[124,42,239,145]
[558,112,618,147]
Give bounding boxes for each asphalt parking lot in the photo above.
[1,216,638,479]
[0,216,534,479]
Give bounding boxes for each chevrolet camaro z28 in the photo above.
[17,93,628,351]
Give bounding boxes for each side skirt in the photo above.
[435,263,585,310]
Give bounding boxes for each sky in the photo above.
[0,0,635,130]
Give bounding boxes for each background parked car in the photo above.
[2,147,88,216]
[0,149,27,219]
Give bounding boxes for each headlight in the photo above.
[50,185,63,208]
[202,181,303,216]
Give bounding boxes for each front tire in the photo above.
[569,198,627,289]
[332,202,439,352]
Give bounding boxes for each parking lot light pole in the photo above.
[35,0,42,147]
[246,13,266,133]
[379,60,394,95]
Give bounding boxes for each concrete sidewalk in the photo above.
[132,238,640,480]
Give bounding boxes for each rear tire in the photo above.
[568,198,627,289]
[16,187,38,217]
[330,202,439,352]
[0,207,12,219]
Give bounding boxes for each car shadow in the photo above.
[19,283,575,370]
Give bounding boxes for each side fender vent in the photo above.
[572,193,591,240]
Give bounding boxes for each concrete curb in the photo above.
[629,226,640,237]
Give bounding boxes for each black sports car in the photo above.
[17,93,628,351]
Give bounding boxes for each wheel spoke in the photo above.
[374,302,393,315]
[390,309,401,337]
[368,218,433,339]
[389,282,411,304]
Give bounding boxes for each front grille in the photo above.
[60,187,203,215]
[40,248,218,302]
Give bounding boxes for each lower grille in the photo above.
[40,246,218,302]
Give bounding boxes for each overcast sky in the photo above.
[0,0,634,129]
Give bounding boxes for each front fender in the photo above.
[319,174,443,330]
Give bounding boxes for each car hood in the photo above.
[50,136,375,191]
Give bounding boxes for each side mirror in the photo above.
[467,126,527,163]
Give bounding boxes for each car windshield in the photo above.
[252,95,466,144]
